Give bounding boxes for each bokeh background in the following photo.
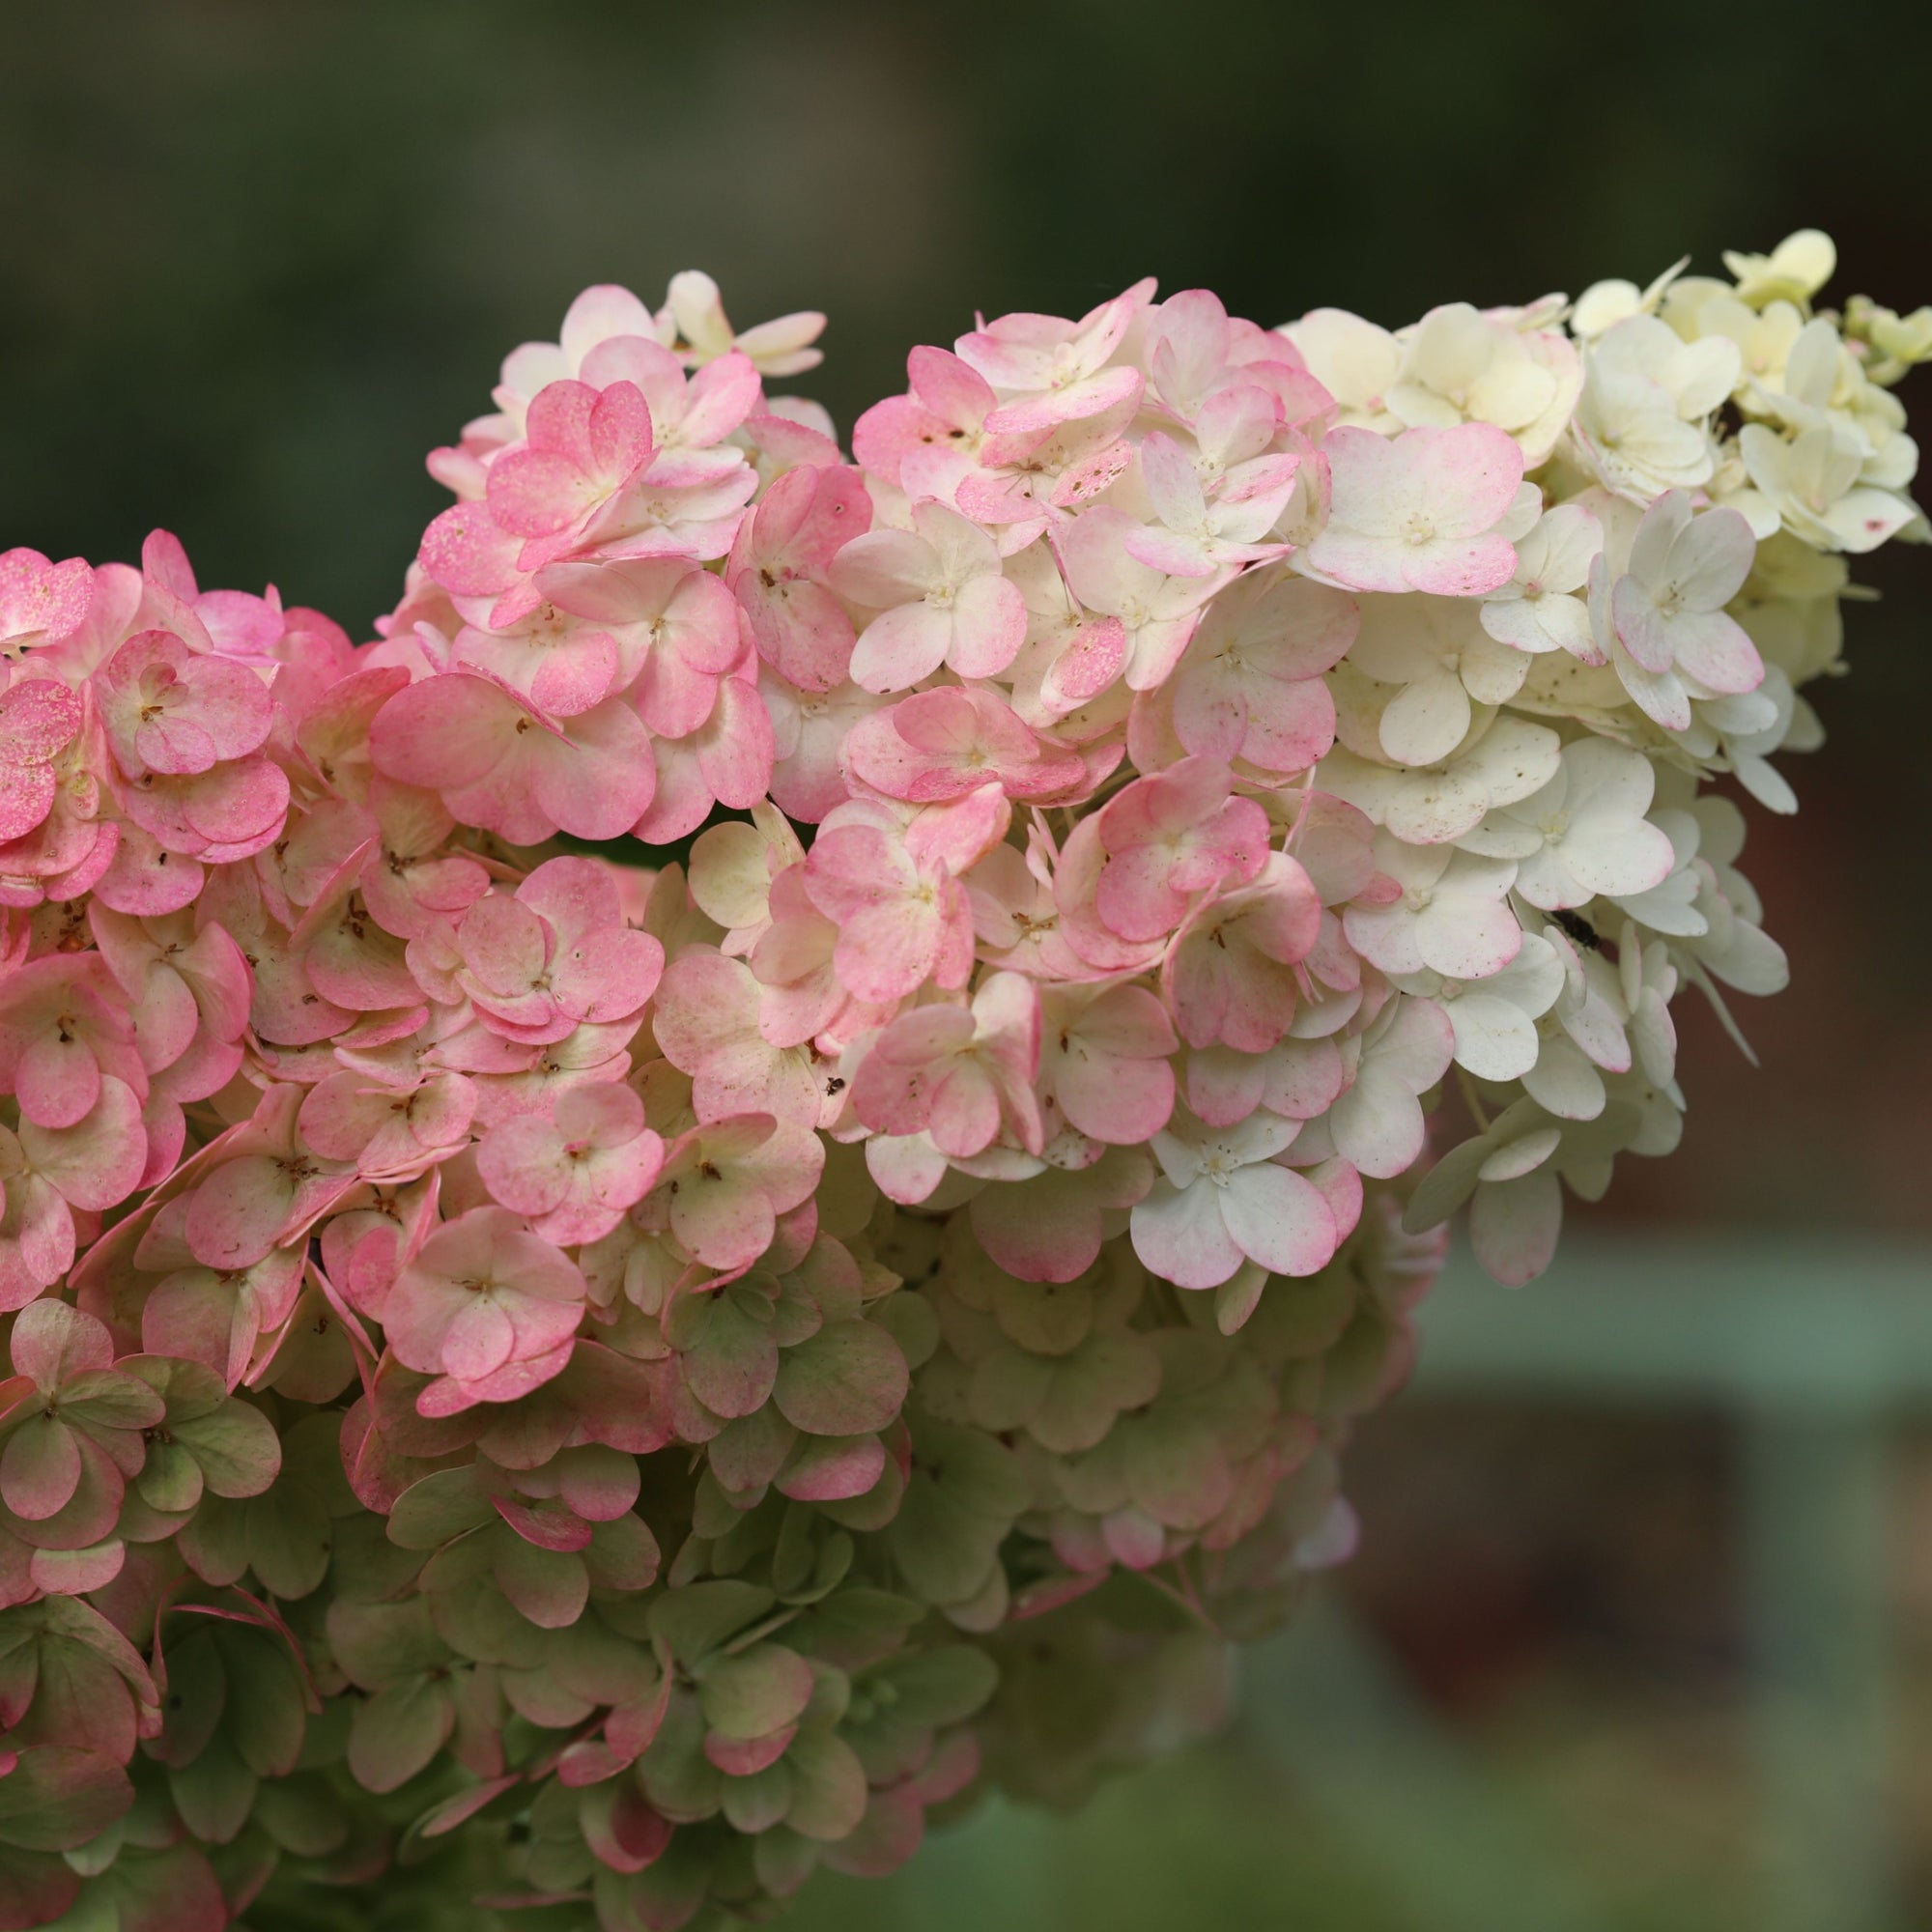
[5,4,1929,1926]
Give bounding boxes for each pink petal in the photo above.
[1220,1162,1339,1277]
[1129,1179,1243,1290]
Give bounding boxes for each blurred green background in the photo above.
[6,4,1931,1926]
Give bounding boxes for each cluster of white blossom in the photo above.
[1285,230,1924,1277]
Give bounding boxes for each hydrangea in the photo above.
[0,235,1918,1929]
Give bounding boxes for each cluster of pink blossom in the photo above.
[0,240,1918,1929]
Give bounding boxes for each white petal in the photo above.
[1469,1170,1563,1285]
[1520,1035,1606,1121]
[1329,1068,1427,1179]
[1379,672,1472,767]
[1448,994,1541,1080]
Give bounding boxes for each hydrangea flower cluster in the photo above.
[0,241,1918,1929]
